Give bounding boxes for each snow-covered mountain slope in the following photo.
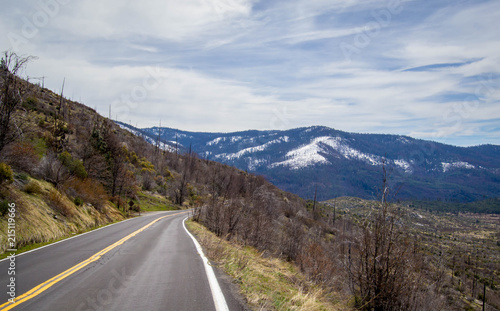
[115,122,500,202]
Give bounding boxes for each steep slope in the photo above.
[0,81,157,252]
[117,123,500,202]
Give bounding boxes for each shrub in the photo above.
[32,137,48,157]
[73,197,83,206]
[22,96,38,110]
[58,151,72,166]
[139,157,155,172]
[0,163,14,186]
[47,189,74,217]
[141,171,155,191]
[64,178,108,211]
[70,159,87,179]
[58,151,88,179]
[111,196,126,211]
[37,152,68,186]
[130,203,141,213]
[129,152,139,165]
[23,181,42,195]
[0,200,9,216]
[15,172,29,182]
[4,142,40,173]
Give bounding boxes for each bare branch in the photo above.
[0,51,37,153]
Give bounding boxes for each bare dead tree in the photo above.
[279,217,304,261]
[312,185,320,220]
[0,51,36,154]
[344,162,427,311]
[174,148,197,205]
[37,151,69,188]
[52,78,67,153]
[102,124,129,198]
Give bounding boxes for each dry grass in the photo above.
[63,178,109,210]
[186,219,352,311]
[0,178,125,254]
[22,180,43,194]
[47,188,74,217]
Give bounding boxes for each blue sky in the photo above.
[1,0,499,146]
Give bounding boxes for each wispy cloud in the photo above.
[1,0,499,146]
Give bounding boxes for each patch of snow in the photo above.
[317,136,382,165]
[142,136,177,152]
[317,136,342,149]
[271,136,383,170]
[394,159,412,173]
[398,137,411,144]
[441,161,475,173]
[230,136,243,143]
[271,136,335,169]
[214,136,289,161]
[207,136,243,146]
[160,143,177,153]
[207,137,224,146]
[281,136,290,143]
[117,124,180,152]
[339,145,382,165]
[118,123,142,136]
[242,137,255,144]
[247,157,267,171]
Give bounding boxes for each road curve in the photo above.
[0,211,245,311]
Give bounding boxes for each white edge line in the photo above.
[0,211,173,262]
[183,216,229,311]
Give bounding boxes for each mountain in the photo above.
[116,122,500,202]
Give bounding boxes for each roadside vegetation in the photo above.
[187,219,351,311]
[0,176,124,255]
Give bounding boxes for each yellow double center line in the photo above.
[0,211,188,311]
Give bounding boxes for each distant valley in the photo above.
[117,122,500,202]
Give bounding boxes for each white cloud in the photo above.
[54,0,252,42]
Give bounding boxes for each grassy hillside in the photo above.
[0,177,125,256]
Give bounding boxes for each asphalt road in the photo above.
[0,211,246,311]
